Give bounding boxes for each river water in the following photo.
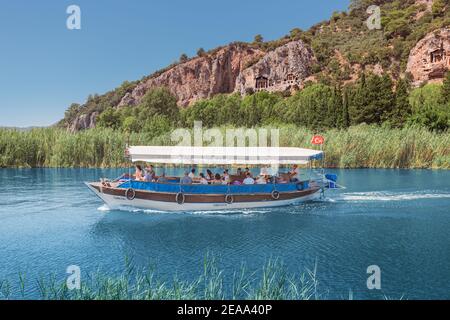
[0,168,449,299]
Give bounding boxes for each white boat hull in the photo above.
[86,183,321,212]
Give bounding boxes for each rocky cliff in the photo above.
[69,112,98,132]
[235,40,316,95]
[406,27,450,86]
[62,0,450,131]
[119,43,265,107]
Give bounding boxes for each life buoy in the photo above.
[296,182,304,191]
[176,192,185,205]
[125,188,136,201]
[225,194,234,204]
[271,190,280,200]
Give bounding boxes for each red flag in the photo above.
[311,135,325,145]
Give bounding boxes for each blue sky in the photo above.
[0,0,350,127]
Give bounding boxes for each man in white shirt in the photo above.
[243,172,255,185]
[260,166,268,176]
[188,168,196,179]
[256,176,267,184]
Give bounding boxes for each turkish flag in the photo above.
[311,135,325,145]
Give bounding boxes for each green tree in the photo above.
[289,28,302,39]
[96,107,121,130]
[286,84,335,129]
[197,48,206,57]
[389,78,411,127]
[142,114,172,138]
[64,103,82,123]
[253,34,264,44]
[432,0,446,17]
[179,53,189,63]
[408,83,449,131]
[350,73,394,125]
[342,89,350,128]
[330,86,343,128]
[138,87,179,121]
[122,116,140,132]
[440,71,450,105]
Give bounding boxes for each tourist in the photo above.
[199,173,208,185]
[236,168,243,176]
[243,172,255,185]
[260,166,269,177]
[206,169,214,181]
[289,164,300,182]
[135,165,144,181]
[244,167,252,177]
[144,165,156,182]
[276,176,288,184]
[157,172,168,183]
[180,171,193,185]
[256,175,267,184]
[223,169,230,184]
[188,168,196,179]
[212,173,223,185]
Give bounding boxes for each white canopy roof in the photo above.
[128,146,323,165]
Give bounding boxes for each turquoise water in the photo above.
[0,168,449,299]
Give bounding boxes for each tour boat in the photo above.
[86,146,339,212]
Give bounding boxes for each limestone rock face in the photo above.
[119,44,265,107]
[406,28,450,86]
[68,112,98,132]
[235,40,316,95]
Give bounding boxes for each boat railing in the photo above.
[117,180,311,194]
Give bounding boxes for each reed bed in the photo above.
[0,257,321,300]
[0,125,448,169]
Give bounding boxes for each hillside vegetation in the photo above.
[93,72,450,132]
[3,0,448,169]
[58,0,450,127]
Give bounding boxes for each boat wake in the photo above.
[97,204,111,211]
[334,190,450,202]
[97,205,169,214]
[96,204,267,216]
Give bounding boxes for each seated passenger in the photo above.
[289,164,300,182]
[199,173,208,185]
[256,175,267,184]
[188,168,196,179]
[223,169,230,184]
[180,171,193,185]
[260,166,269,177]
[206,169,214,181]
[135,165,144,181]
[244,167,252,178]
[243,172,255,185]
[236,168,243,176]
[276,175,289,184]
[144,165,156,182]
[157,172,168,183]
[212,173,223,185]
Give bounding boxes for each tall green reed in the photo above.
[0,125,448,168]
